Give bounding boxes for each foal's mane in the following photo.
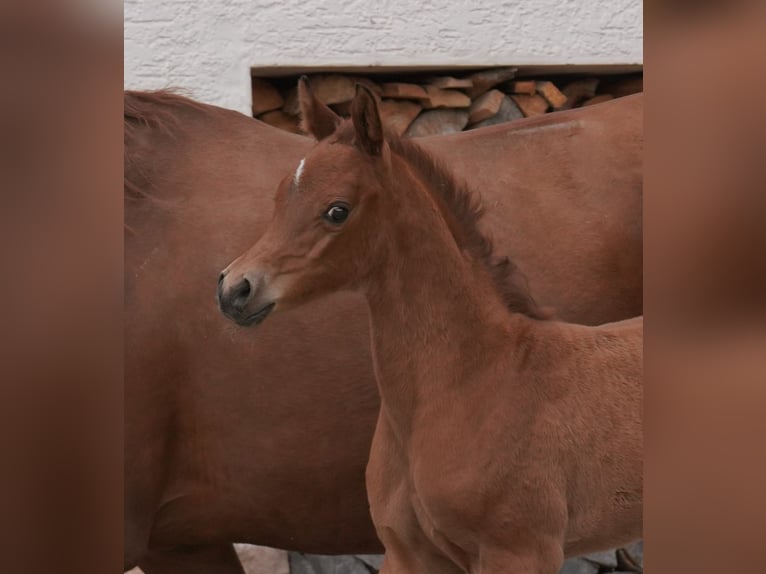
[335,122,547,319]
[391,136,548,319]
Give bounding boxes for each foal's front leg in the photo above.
[475,542,564,574]
[367,415,464,574]
[377,525,464,574]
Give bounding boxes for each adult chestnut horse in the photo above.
[218,80,642,574]
[125,89,642,573]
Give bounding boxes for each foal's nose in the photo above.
[217,272,254,314]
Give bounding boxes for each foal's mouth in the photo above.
[239,302,276,327]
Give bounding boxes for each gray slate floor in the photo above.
[289,541,643,574]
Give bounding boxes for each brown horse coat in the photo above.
[125,90,642,572]
[218,81,642,574]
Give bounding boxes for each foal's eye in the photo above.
[323,203,350,225]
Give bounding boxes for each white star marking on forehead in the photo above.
[294,158,306,186]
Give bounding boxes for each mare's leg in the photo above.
[123,519,150,572]
[139,543,245,574]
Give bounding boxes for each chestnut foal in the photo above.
[218,80,643,574]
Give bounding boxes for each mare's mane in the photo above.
[124,90,210,201]
[124,89,209,134]
[334,121,548,320]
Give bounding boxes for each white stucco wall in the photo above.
[124,0,642,115]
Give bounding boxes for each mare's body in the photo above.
[125,90,642,572]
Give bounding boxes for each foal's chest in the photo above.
[369,397,558,566]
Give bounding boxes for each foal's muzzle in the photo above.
[217,270,275,326]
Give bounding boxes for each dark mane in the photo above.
[334,121,547,319]
[391,136,549,319]
[124,89,209,133]
[124,90,210,201]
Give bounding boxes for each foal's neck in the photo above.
[362,154,527,437]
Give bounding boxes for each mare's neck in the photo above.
[362,156,525,438]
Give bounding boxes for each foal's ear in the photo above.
[297,76,341,141]
[351,84,383,156]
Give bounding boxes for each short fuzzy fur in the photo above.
[125,88,644,573]
[218,82,643,574]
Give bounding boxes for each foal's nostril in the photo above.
[231,277,253,309]
[216,272,226,302]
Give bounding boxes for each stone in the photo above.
[466,66,518,98]
[356,554,385,569]
[289,553,383,574]
[258,110,301,134]
[380,82,429,100]
[510,93,549,117]
[422,85,471,109]
[507,80,537,94]
[282,76,381,116]
[583,94,615,107]
[405,109,469,137]
[582,549,619,568]
[560,78,600,109]
[536,80,568,109]
[470,95,524,129]
[306,74,358,105]
[235,544,289,574]
[625,540,643,564]
[600,75,643,98]
[379,99,422,136]
[468,89,505,125]
[251,78,284,115]
[616,540,644,571]
[558,558,599,574]
[426,75,473,90]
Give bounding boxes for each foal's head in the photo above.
[218,78,545,326]
[218,78,401,326]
